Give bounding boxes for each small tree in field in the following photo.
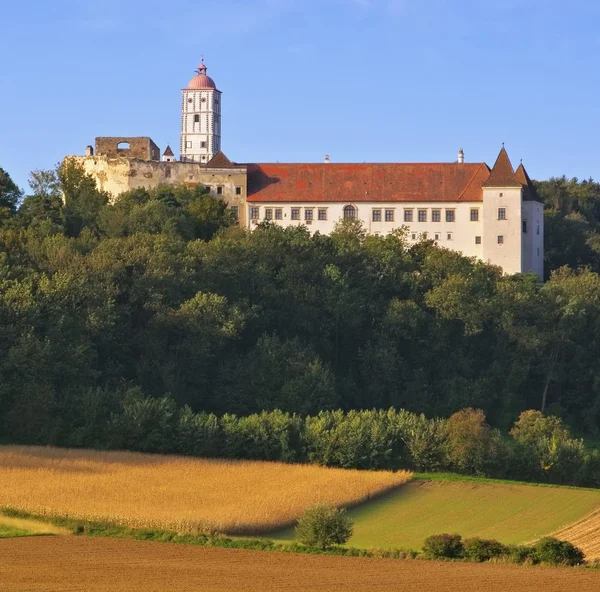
[295,504,353,549]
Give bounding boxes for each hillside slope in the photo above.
[271,477,600,553]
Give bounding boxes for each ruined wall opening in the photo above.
[117,142,131,151]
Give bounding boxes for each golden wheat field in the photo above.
[0,446,411,533]
[2,537,600,592]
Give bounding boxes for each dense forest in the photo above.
[2,160,600,455]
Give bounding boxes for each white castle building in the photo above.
[76,60,545,278]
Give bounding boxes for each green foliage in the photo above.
[533,537,585,566]
[109,388,177,453]
[2,163,600,484]
[444,408,507,476]
[462,537,507,562]
[0,166,22,220]
[295,504,353,549]
[422,533,464,559]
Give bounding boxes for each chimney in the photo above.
[324,154,330,164]
[85,145,94,157]
[457,148,464,164]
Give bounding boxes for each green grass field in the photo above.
[271,477,600,550]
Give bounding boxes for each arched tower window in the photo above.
[117,141,130,151]
[343,205,357,219]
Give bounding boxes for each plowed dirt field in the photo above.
[1,537,599,592]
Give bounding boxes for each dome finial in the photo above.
[196,57,207,75]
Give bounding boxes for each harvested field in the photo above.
[0,446,411,533]
[1,537,599,592]
[553,507,600,560]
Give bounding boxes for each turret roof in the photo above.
[515,163,539,201]
[482,147,522,188]
[163,145,174,156]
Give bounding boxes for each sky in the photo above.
[1,0,599,192]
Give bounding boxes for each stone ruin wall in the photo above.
[72,156,248,226]
[95,137,161,161]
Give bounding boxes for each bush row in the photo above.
[102,391,600,488]
[422,533,585,566]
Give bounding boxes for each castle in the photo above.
[74,60,544,278]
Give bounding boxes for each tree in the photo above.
[215,335,337,415]
[59,158,108,236]
[510,410,587,483]
[0,166,22,220]
[443,408,505,475]
[18,168,63,229]
[295,504,353,549]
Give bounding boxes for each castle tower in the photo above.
[482,147,524,275]
[180,59,222,163]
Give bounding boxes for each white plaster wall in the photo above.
[180,89,221,162]
[246,201,486,259]
[522,201,544,278]
[482,188,523,274]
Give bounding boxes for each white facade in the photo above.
[246,195,544,278]
[180,65,222,163]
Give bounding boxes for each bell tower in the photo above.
[180,59,222,163]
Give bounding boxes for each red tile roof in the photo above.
[482,148,522,188]
[247,162,492,203]
[515,163,540,202]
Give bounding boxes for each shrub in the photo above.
[505,544,535,564]
[295,504,353,549]
[533,537,584,566]
[462,537,507,562]
[422,533,464,559]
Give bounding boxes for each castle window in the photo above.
[432,209,441,222]
[447,232,453,241]
[498,208,506,220]
[343,205,357,219]
[216,186,223,195]
[522,220,528,233]
[186,141,192,149]
[265,208,273,220]
[236,186,242,195]
[194,114,200,123]
[499,192,504,197]
[201,141,207,149]
[318,209,327,221]
[404,209,413,222]
[446,210,455,223]
[411,233,417,240]
[250,207,260,220]
[117,141,130,151]
[470,208,479,221]
[434,233,440,240]
[418,209,427,222]
[275,208,283,220]
[291,208,300,220]
[188,98,193,103]
[385,209,394,222]
[372,209,382,222]
[498,235,504,244]
[537,222,540,235]
[475,236,481,244]
[305,209,314,221]
[231,206,239,219]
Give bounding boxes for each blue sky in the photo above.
[1,0,599,191]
